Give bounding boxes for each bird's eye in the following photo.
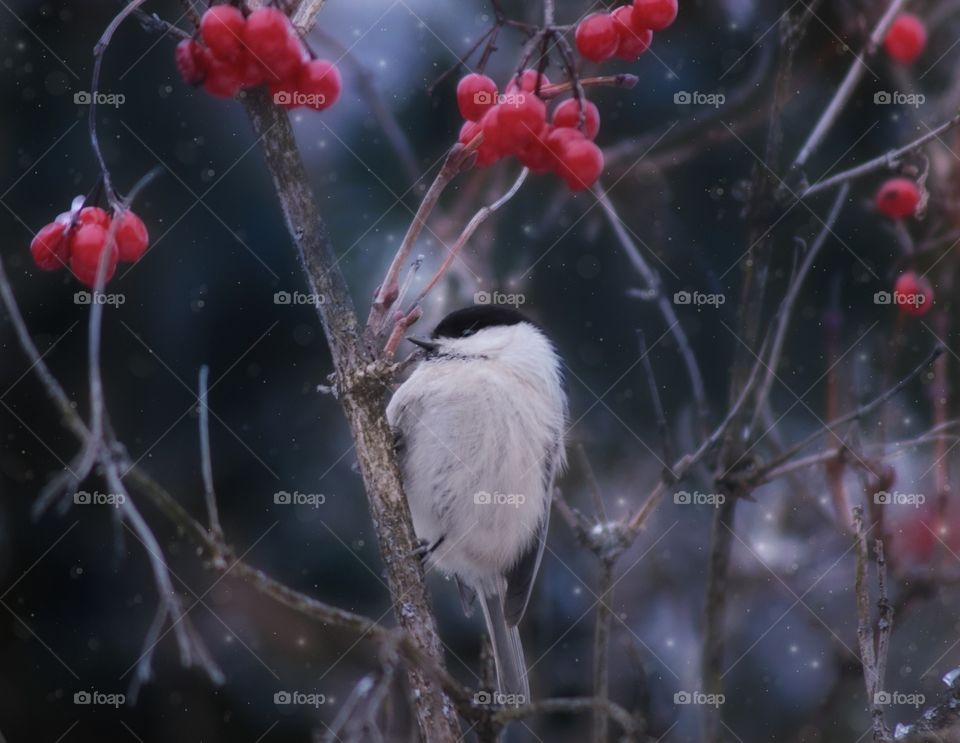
[461,328,476,337]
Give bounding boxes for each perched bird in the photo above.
[386,305,567,702]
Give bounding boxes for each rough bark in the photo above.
[241,86,460,742]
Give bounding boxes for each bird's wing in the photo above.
[503,442,560,626]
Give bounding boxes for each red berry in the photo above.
[175,39,208,85]
[546,127,585,168]
[236,50,266,87]
[114,210,149,263]
[552,98,600,140]
[480,106,510,157]
[507,69,551,94]
[456,73,498,122]
[575,13,619,63]
[884,14,926,65]
[893,272,933,317]
[516,124,553,173]
[30,222,70,271]
[297,59,342,111]
[243,7,304,82]
[203,53,244,98]
[614,6,653,60]
[875,178,920,219]
[69,224,117,287]
[632,0,678,32]
[497,94,547,151]
[78,206,110,228]
[201,5,247,62]
[554,134,604,191]
[458,120,499,167]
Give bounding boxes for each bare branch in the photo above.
[751,183,849,430]
[853,507,892,742]
[367,140,478,338]
[792,0,909,170]
[594,183,709,438]
[291,0,328,34]
[241,85,461,740]
[800,114,960,199]
[592,560,614,743]
[762,345,944,476]
[313,27,421,186]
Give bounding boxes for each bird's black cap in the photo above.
[431,305,532,339]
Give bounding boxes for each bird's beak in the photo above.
[407,336,440,353]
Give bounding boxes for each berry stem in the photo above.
[538,73,638,98]
[90,0,149,209]
[552,31,587,127]
[426,24,498,95]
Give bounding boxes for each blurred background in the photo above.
[1,0,959,740]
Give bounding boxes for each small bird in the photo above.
[386,305,567,702]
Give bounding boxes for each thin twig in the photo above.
[792,0,909,170]
[90,0,149,207]
[853,507,892,742]
[801,114,960,199]
[762,346,944,475]
[198,365,225,548]
[592,560,614,743]
[750,183,849,431]
[594,183,709,439]
[313,27,420,186]
[367,141,478,338]
[638,331,674,471]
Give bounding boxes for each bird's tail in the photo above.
[480,589,529,704]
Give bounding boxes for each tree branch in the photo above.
[240,84,461,741]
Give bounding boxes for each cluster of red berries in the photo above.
[884,13,927,65]
[875,177,920,220]
[30,205,149,287]
[456,70,604,191]
[175,5,341,110]
[575,0,677,63]
[892,271,933,318]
